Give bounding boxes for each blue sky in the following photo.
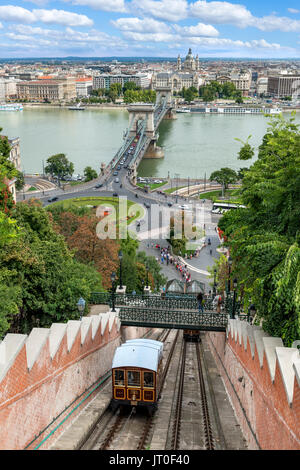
[0,0,300,58]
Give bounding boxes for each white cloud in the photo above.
[122,31,175,42]
[111,17,171,33]
[65,0,127,12]
[0,6,36,23]
[32,9,93,26]
[287,8,300,14]
[173,22,219,37]
[190,1,252,27]
[255,15,300,32]
[0,5,93,26]
[189,1,300,32]
[130,0,188,22]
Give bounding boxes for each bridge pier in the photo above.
[163,109,177,120]
[143,139,164,159]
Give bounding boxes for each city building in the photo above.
[152,72,201,93]
[177,49,200,72]
[0,78,18,101]
[256,77,268,96]
[16,77,76,102]
[0,136,21,171]
[268,75,300,98]
[93,73,150,90]
[215,71,251,96]
[75,77,93,97]
[3,177,17,203]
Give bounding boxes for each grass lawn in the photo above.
[137,181,167,191]
[199,188,243,204]
[164,186,187,194]
[48,196,145,225]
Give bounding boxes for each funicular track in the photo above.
[80,328,178,450]
[169,339,215,450]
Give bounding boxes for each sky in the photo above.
[0,0,300,58]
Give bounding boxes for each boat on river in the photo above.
[68,102,85,111]
[0,103,23,111]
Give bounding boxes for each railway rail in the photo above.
[168,339,215,450]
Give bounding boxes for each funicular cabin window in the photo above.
[114,369,125,386]
[127,370,140,387]
[143,371,154,388]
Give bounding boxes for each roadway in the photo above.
[17,98,222,291]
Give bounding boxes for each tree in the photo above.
[123,81,141,93]
[84,166,98,182]
[210,167,239,196]
[45,153,74,182]
[0,199,104,335]
[217,114,300,345]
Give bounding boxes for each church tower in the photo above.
[177,54,181,71]
[196,54,199,71]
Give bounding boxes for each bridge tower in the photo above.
[155,86,176,119]
[127,103,155,138]
[127,102,164,160]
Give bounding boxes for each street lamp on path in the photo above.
[227,256,233,293]
[77,297,86,321]
[111,272,116,312]
[146,264,149,289]
[232,278,238,319]
[118,250,123,289]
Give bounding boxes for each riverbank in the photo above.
[22,103,126,110]
[21,103,300,112]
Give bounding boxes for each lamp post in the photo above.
[146,264,149,289]
[111,272,116,312]
[213,269,217,296]
[248,304,256,323]
[227,256,233,293]
[77,297,86,321]
[118,250,123,289]
[231,278,238,319]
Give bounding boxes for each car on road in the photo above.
[179,204,190,210]
[94,183,103,188]
[168,202,173,207]
[113,171,118,176]
[113,192,118,197]
[117,165,121,170]
[115,178,119,183]
[144,202,150,208]
[48,196,58,203]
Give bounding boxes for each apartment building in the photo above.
[93,73,150,90]
[16,77,76,101]
[267,75,300,98]
[75,77,93,97]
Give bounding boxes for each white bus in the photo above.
[211,202,246,214]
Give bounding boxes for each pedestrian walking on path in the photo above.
[197,292,204,313]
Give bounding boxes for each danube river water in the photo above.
[1,107,299,178]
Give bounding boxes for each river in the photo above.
[1,107,299,178]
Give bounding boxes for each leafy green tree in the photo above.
[84,166,98,182]
[210,167,239,196]
[123,81,141,92]
[217,114,300,345]
[0,200,103,335]
[45,153,74,182]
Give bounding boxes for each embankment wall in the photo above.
[206,319,300,450]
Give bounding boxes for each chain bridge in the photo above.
[90,292,245,332]
[108,86,175,182]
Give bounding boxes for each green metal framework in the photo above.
[89,292,245,331]
[119,306,228,331]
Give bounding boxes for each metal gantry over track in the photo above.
[90,292,244,332]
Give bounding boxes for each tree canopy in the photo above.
[217,114,300,345]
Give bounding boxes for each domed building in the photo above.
[177,48,199,72]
